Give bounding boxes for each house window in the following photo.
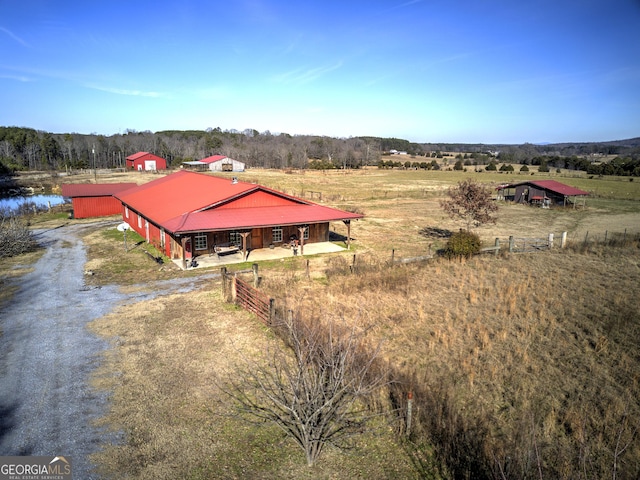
[160,228,165,249]
[229,231,242,247]
[272,226,283,243]
[125,206,129,219]
[194,233,207,251]
[137,215,142,229]
[302,225,309,240]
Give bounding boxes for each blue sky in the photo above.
[1,0,639,144]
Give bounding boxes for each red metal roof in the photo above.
[126,151,150,160]
[200,155,228,163]
[498,180,589,196]
[529,180,589,196]
[61,183,137,197]
[165,204,363,233]
[114,170,363,234]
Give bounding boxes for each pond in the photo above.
[0,194,68,214]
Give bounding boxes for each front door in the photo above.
[251,229,263,249]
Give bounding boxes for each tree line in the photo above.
[0,126,403,172]
[1,126,638,175]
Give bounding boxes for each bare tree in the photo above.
[440,179,498,231]
[221,315,389,467]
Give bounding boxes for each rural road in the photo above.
[0,221,214,478]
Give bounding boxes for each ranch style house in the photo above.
[113,170,363,268]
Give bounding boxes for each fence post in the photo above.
[306,259,310,279]
[252,263,259,288]
[406,391,413,437]
[494,238,500,256]
[221,267,228,300]
[391,249,395,264]
[230,274,237,302]
[548,233,554,249]
[509,236,514,253]
[561,231,567,249]
[268,298,275,326]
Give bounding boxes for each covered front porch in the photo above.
[173,241,347,270]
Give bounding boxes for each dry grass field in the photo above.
[6,167,640,478]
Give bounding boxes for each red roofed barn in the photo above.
[126,152,167,171]
[114,171,363,267]
[497,180,589,208]
[61,183,137,218]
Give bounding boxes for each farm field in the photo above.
[41,165,640,253]
[8,167,640,478]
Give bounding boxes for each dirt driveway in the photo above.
[0,221,215,479]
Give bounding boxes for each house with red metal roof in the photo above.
[61,183,137,218]
[113,170,363,267]
[497,180,589,208]
[125,152,168,171]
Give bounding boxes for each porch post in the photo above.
[240,232,251,260]
[180,236,187,270]
[344,220,352,250]
[298,227,306,255]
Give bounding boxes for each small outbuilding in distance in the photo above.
[126,152,168,171]
[182,155,245,172]
[497,180,589,208]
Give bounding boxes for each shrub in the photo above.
[442,230,482,259]
[0,213,36,258]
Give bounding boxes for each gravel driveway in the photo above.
[0,222,215,478]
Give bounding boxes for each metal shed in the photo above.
[61,183,137,218]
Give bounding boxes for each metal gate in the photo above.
[234,277,272,325]
[510,237,550,253]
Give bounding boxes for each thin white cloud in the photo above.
[271,61,343,85]
[0,27,29,47]
[383,0,424,12]
[398,0,424,7]
[85,84,165,98]
[0,73,32,82]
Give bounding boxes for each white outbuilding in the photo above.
[182,155,245,172]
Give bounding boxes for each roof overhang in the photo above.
[165,204,363,235]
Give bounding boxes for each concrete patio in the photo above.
[173,241,347,270]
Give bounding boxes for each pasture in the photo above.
[11,166,640,478]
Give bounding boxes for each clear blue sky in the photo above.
[1,0,639,144]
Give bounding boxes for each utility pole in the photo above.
[92,144,97,183]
